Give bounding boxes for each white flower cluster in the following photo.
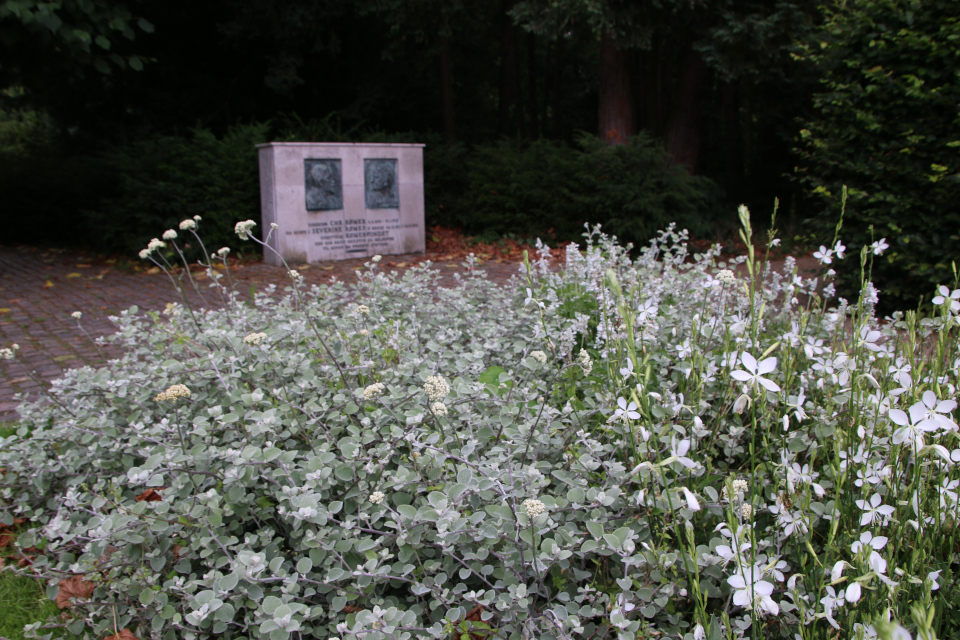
[522,498,547,517]
[717,269,736,285]
[162,229,177,240]
[234,219,257,240]
[530,350,547,364]
[577,350,593,375]
[217,247,230,257]
[0,343,17,360]
[423,375,450,401]
[354,304,371,316]
[71,311,82,319]
[243,332,267,346]
[368,491,385,505]
[288,270,300,279]
[363,382,385,400]
[179,218,197,231]
[430,401,448,416]
[154,384,191,402]
[723,478,750,502]
[139,237,167,259]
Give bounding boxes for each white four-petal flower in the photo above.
[732,353,781,392]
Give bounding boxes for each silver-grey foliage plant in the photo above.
[2,213,957,640]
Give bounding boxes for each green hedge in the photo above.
[3,122,723,257]
[795,0,960,310]
[85,123,271,257]
[449,134,723,247]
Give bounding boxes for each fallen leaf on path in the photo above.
[56,575,96,609]
[76,264,92,268]
[43,281,54,288]
[105,629,140,640]
[67,273,82,279]
[144,267,161,275]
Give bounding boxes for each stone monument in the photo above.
[257,142,426,265]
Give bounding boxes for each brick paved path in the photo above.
[0,244,819,423]
[0,245,527,423]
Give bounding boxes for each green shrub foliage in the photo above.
[0,146,118,246]
[795,0,960,309]
[84,123,270,256]
[457,134,722,246]
[4,216,960,639]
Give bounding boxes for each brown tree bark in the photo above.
[664,47,706,172]
[439,11,456,144]
[550,40,562,136]
[526,31,539,137]
[497,1,516,136]
[721,81,743,193]
[598,30,634,145]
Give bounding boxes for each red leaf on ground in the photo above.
[56,575,96,609]
[135,488,164,502]
[105,630,140,640]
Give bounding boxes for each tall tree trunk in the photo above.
[721,81,743,194]
[550,39,562,136]
[512,25,526,139]
[497,1,516,136]
[637,39,663,135]
[598,31,634,145]
[664,47,706,172]
[439,10,456,144]
[526,31,539,138]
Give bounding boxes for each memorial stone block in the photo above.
[257,142,425,265]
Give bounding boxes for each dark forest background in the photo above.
[2,0,959,308]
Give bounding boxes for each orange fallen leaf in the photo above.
[56,575,96,608]
[135,488,164,502]
[43,280,54,288]
[144,267,161,275]
[66,273,82,279]
[76,264,92,268]
[0,308,9,314]
[105,629,140,640]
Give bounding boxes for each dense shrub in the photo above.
[457,134,723,247]
[795,0,960,310]
[85,123,271,257]
[2,215,959,639]
[0,147,118,247]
